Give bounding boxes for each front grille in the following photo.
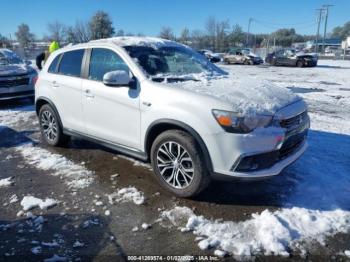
[280,111,308,130]
[0,77,29,88]
[0,90,34,99]
[279,132,306,160]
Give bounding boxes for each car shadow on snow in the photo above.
[0,98,34,111]
[0,126,36,148]
[195,130,350,212]
[0,213,127,261]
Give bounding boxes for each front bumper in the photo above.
[206,101,309,180]
[213,141,307,181]
[0,74,35,101]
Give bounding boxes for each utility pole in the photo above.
[246,18,253,48]
[322,5,334,54]
[315,9,323,54]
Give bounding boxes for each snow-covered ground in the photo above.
[160,60,350,257]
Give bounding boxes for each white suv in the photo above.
[35,37,310,197]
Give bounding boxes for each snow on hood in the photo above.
[295,51,317,58]
[170,73,300,116]
[0,63,34,77]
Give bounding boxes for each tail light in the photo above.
[32,76,38,86]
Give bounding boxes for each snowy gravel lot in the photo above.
[0,60,349,261]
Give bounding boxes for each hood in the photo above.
[295,51,317,58]
[169,73,300,116]
[0,63,34,77]
[248,52,260,58]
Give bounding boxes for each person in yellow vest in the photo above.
[36,41,60,70]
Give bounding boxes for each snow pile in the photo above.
[171,74,300,116]
[9,194,18,203]
[16,144,94,189]
[108,187,145,205]
[115,155,152,170]
[0,105,35,127]
[20,196,57,211]
[162,206,350,256]
[344,250,350,257]
[0,177,14,187]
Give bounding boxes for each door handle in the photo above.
[85,89,94,98]
[52,81,59,87]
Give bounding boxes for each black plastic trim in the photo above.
[35,97,64,129]
[145,119,213,174]
[63,129,148,161]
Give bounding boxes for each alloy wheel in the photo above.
[40,110,58,143]
[156,141,194,189]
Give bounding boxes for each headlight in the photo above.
[212,109,272,133]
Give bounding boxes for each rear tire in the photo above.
[296,60,304,68]
[150,130,211,198]
[39,104,69,146]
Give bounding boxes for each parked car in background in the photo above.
[265,49,318,67]
[0,49,37,101]
[198,49,221,63]
[223,48,263,65]
[35,37,309,197]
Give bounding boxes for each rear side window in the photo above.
[48,54,61,73]
[88,48,129,81]
[58,49,84,77]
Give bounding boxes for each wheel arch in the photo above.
[145,119,213,174]
[35,97,64,128]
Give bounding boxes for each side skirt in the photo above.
[63,129,148,162]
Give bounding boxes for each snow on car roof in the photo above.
[90,36,182,48]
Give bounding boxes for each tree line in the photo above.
[1,11,349,52]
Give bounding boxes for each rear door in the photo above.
[47,49,85,132]
[81,47,141,150]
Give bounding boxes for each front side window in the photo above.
[58,49,84,77]
[88,48,129,81]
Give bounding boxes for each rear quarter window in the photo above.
[48,54,61,73]
[58,49,85,77]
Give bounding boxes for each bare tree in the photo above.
[179,27,190,44]
[15,23,35,48]
[205,17,216,49]
[116,29,125,36]
[0,34,11,48]
[159,27,175,40]
[74,21,91,42]
[47,21,67,43]
[215,20,230,51]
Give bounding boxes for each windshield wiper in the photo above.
[151,76,200,83]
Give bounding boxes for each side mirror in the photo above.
[103,70,131,87]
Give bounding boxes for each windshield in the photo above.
[0,50,23,65]
[124,45,226,79]
[241,49,250,55]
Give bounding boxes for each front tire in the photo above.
[150,130,210,198]
[39,104,69,146]
[296,60,304,68]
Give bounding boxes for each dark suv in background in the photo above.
[0,49,37,101]
[265,49,318,67]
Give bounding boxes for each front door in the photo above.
[82,48,141,150]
